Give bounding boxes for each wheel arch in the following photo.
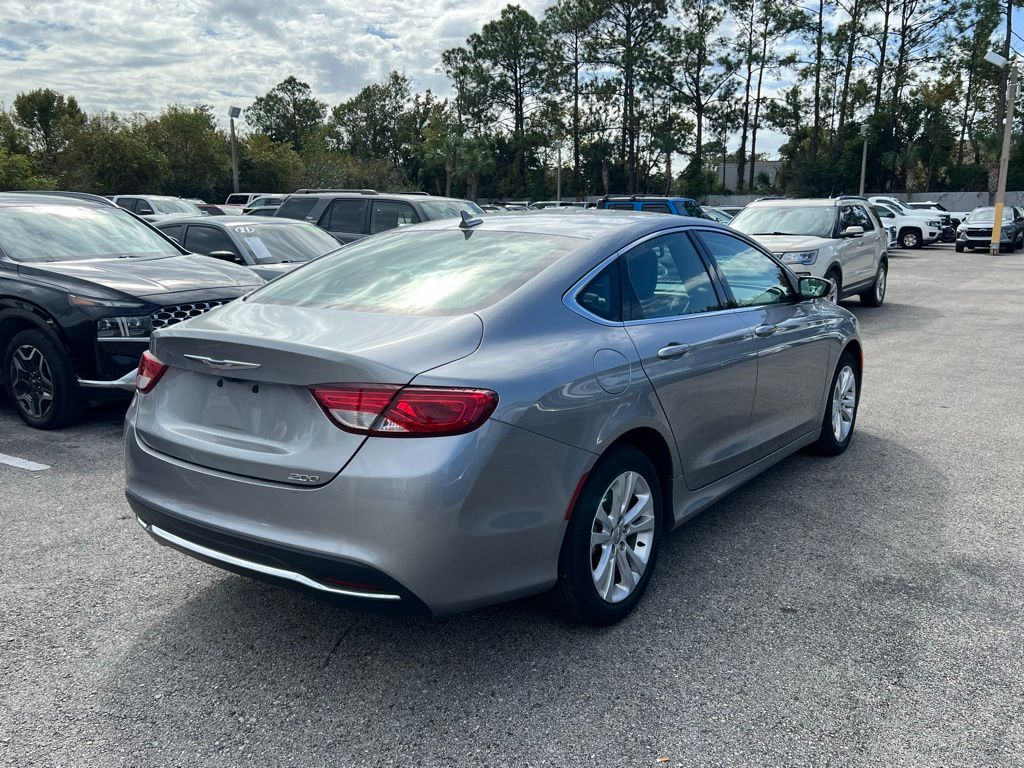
[0,306,67,384]
[599,426,676,533]
[842,338,863,373]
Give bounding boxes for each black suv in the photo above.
[274,189,485,243]
[0,193,263,429]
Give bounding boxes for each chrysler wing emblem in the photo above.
[183,354,262,371]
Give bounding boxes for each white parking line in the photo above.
[0,453,50,471]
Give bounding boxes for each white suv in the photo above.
[868,196,942,248]
[729,196,888,307]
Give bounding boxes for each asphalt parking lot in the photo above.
[2,243,1023,767]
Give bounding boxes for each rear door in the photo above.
[369,200,419,234]
[695,229,831,458]
[320,199,369,243]
[621,230,760,489]
[182,224,242,261]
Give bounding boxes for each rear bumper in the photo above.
[123,418,593,615]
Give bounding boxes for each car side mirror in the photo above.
[799,276,831,299]
[137,208,154,215]
[209,250,243,265]
[841,225,865,238]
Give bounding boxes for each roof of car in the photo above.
[155,216,309,227]
[285,191,470,203]
[0,191,118,208]
[409,208,728,240]
[746,197,865,208]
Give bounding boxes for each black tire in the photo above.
[809,350,861,456]
[899,228,921,249]
[3,329,86,429]
[825,267,842,303]
[955,243,964,253]
[859,260,887,307]
[550,446,664,626]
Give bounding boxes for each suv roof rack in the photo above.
[401,191,431,196]
[601,194,679,201]
[293,188,379,195]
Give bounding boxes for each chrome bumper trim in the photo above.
[77,370,137,391]
[137,518,402,601]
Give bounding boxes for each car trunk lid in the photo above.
[134,300,483,484]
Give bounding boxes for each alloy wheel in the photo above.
[875,266,886,303]
[590,471,656,603]
[9,344,55,420]
[831,365,857,443]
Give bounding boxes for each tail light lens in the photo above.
[310,384,498,437]
[136,350,167,393]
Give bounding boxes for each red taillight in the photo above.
[136,350,167,394]
[310,384,498,437]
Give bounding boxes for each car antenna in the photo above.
[459,210,483,229]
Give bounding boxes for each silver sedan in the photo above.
[124,210,861,625]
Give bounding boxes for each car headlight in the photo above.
[927,219,940,227]
[69,293,144,309]
[778,250,818,265]
[96,316,152,338]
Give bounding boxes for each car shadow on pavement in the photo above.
[88,428,973,763]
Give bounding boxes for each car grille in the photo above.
[151,300,231,330]
[966,228,990,237]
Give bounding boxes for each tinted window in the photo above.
[159,224,185,241]
[872,205,894,219]
[577,263,621,322]
[682,201,705,217]
[623,233,721,320]
[116,197,140,211]
[641,203,672,214]
[183,225,238,256]
[607,203,634,210]
[151,199,202,215]
[277,197,319,220]
[324,199,368,232]
[698,231,793,307]
[0,205,181,262]
[226,194,250,205]
[370,201,418,234]
[855,205,876,230]
[252,230,580,315]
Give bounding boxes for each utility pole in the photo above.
[553,140,564,202]
[858,124,869,196]
[984,52,1017,256]
[228,106,241,194]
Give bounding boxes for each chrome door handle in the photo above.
[754,324,777,337]
[657,343,692,359]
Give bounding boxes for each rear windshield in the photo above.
[0,205,181,262]
[250,229,580,314]
[151,199,202,215]
[418,199,484,220]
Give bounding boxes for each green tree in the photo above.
[146,105,230,198]
[12,88,84,175]
[244,76,327,153]
[328,71,412,166]
[239,133,305,192]
[61,113,166,193]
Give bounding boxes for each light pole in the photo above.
[984,51,1017,256]
[228,106,241,194]
[858,124,869,196]
[552,140,564,202]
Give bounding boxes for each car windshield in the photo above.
[966,207,1012,223]
[730,206,835,238]
[229,222,341,264]
[418,199,485,220]
[152,198,202,215]
[250,229,580,315]
[0,204,181,262]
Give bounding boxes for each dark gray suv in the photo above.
[274,190,484,243]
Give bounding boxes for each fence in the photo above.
[703,191,1024,209]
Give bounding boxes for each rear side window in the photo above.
[576,263,621,322]
[607,203,634,210]
[159,224,184,241]
[226,194,250,205]
[641,203,672,214]
[252,230,581,315]
[370,201,417,234]
[323,199,368,233]
[277,197,319,220]
[116,198,140,211]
